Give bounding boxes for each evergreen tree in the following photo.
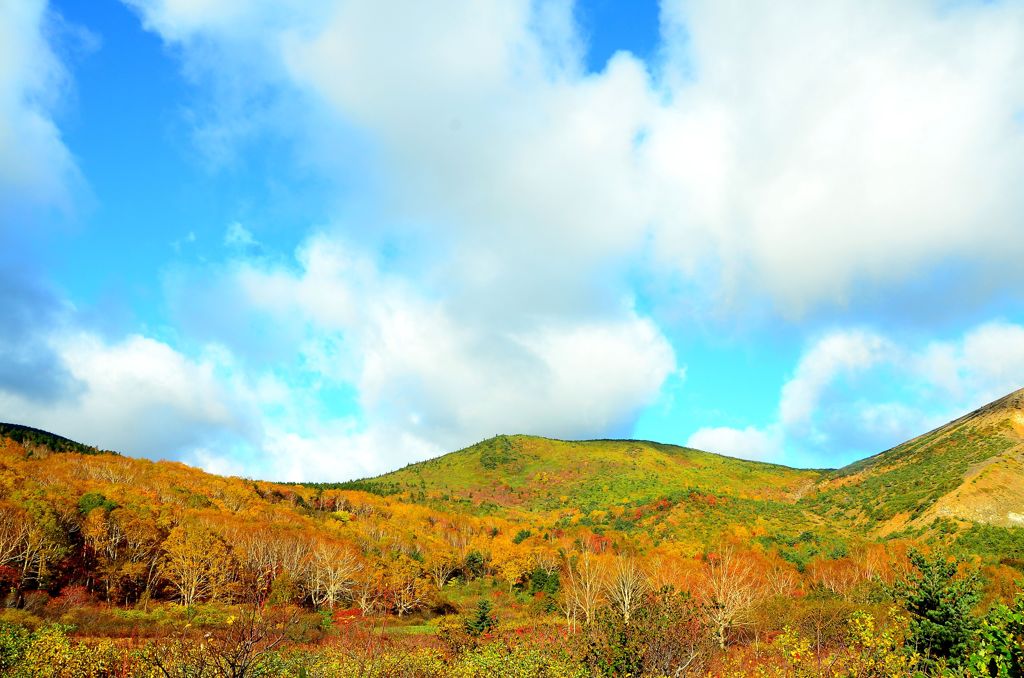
[464,600,497,637]
[893,549,982,667]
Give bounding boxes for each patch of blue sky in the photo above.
[576,0,661,73]
[48,0,338,326]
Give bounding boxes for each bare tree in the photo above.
[561,551,606,631]
[0,503,30,567]
[699,547,762,649]
[352,568,382,616]
[764,554,799,597]
[140,604,298,678]
[305,541,361,609]
[606,556,647,625]
[427,551,458,590]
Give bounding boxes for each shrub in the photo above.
[582,587,712,677]
[463,551,487,580]
[512,530,532,545]
[968,594,1024,677]
[3,624,122,678]
[77,493,116,515]
[452,643,586,678]
[0,622,32,673]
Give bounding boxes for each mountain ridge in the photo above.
[4,387,1023,536]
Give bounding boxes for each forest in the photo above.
[0,413,1022,677]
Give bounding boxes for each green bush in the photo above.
[1,624,123,678]
[77,492,117,515]
[968,595,1024,677]
[0,621,32,673]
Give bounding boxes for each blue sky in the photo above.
[2,0,1024,480]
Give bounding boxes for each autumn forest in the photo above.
[1,389,1024,677]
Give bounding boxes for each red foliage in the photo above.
[0,565,20,588]
[48,584,92,612]
[586,533,613,553]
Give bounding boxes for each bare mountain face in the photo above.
[811,388,1024,532]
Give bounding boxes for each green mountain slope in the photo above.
[359,434,823,512]
[809,387,1024,531]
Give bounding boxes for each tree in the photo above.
[351,563,383,616]
[139,604,298,678]
[893,549,982,668]
[606,557,647,625]
[305,541,361,609]
[162,524,234,607]
[115,509,164,605]
[584,586,712,678]
[82,508,120,599]
[699,547,762,649]
[427,551,458,590]
[0,503,30,570]
[492,541,530,593]
[561,551,606,630]
[464,600,497,637]
[381,556,430,617]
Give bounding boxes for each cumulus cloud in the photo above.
[649,0,1024,312]
[224,221,261,254]
[124,0,1024,319]
[0,271,81,402]
[687,425,782,462]
[0,330,260,459]
[0,0,79,217]
[916,322,1024,405]
[692,323,1024,467]
[105,0,1024,476]
[779,330,894,433]
[234,234,677,460]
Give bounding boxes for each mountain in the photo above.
[0,422,112,457]
[366,435,822,512]
[811,387,1024,532]
[337,389,1024,545]
[1,386,1021,558]
[2,391,1022,675]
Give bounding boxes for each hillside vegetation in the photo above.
[373,435,822,512]
[0,389,1022,676]
[811,388,1024,531]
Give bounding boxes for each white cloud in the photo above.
[649,0,1024,312]
[125,0,1024,317]
[234,234,677,460]
[224,221,258,249]
[706,323,1024,467]
[687,425,782,462]
[0,331,259,459]
[0,0,78,214]
[916,321,1024,404]
[779,330,894,431]
[110,1,1024,475]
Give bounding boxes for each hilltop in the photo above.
[0,422,112,457]
[365,435,822,511]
